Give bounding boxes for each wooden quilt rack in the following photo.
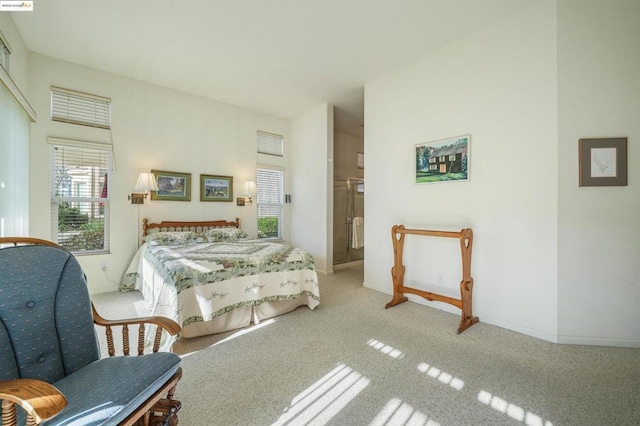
[385,224,479,334]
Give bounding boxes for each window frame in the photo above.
[256,166,284,240]
[50,140,111,255]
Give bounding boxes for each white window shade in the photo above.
[257,168,283,239]
[257,131,284,157]
[0,82,29,237]
[51,86,111,129]
[51,143,110,254]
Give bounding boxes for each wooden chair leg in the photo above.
[167,385,176,400]
[2,400,17,426]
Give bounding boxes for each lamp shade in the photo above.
[243,180,257,195]
[134,172,159,192]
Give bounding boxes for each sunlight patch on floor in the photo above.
[478,390,553,426]
[367,339,404,359]
[370,398,441,426]
[180,319,276,358]
[417,362,465,391]
[273,363,370,426]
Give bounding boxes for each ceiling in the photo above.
[11,0,533,137]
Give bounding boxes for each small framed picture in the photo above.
[579,138,627,186]
[150,170,191,201]
[415,135,470,184]
[200,174,233,202]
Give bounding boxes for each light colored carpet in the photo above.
[92,266,640,425]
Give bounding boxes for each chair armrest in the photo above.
[91,303,181,356]
[0,379,67,425]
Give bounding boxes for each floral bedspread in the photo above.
[121,240,320,337]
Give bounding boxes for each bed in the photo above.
[121,218,320,338]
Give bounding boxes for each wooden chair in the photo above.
[0,238,182,425]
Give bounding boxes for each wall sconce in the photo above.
[243,180,257,204]
[128,172,159,204]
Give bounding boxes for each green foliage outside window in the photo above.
[57,203,104,252]
[58,203,88,229]
[258,216,279,239]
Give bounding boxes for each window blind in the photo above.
[51,86,111,129]
[256,168,283,239]
[51,143,110,254]
[257,131,284,157]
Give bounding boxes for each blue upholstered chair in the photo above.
[0,238,182,425]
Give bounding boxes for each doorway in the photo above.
[333,177,364,265]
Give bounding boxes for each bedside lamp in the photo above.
[243,180,257,204]
[129,172,159,204]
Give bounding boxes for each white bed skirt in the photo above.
[126,244,319,338]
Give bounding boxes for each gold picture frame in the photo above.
[150,170,191,201]
[200,174,233,202]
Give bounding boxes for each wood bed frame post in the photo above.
[384,225,479,334]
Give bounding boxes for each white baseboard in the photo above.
[558,336,640,348]
[334,260,364,270]
[479,315,558,343]
[364,281,556,344]
[89,284,120,295]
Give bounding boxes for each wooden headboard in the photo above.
[142,218,240,237]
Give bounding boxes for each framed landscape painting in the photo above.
[200,174,233,202]
[415,135,470,184]
[150,170,191,201]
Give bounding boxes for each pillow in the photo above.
[204,228,249,242]
[145,231,202,246]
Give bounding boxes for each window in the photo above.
[257,131,284,157]
[51,86,111,129]
[51,142,110,254]
[256,167,283,239]
[0,32,10,73]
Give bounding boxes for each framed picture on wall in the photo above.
[579,137,627,187]
[415,135,470,184]
[150,170,191,201]
[200,174,233,202]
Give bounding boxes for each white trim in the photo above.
[48,137,113,151]
[558,336,640,348]
[0,30,12,54]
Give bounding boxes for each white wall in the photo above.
[290,104,333,273]
[557,0,640,346]
[364,1,559,341]
[28,53,291,293]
